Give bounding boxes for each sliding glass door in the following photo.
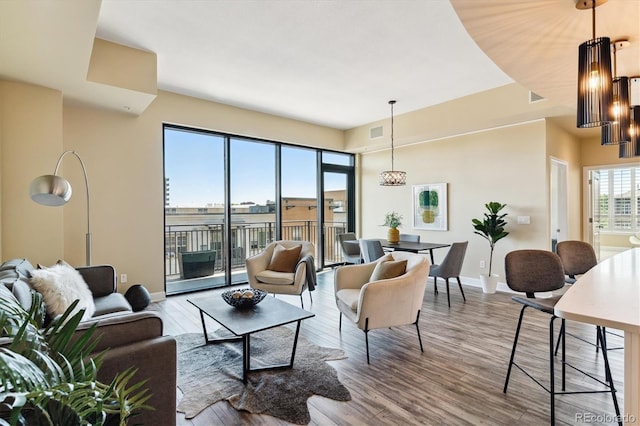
[164,124,354,295]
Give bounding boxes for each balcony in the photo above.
[165,220,346,294]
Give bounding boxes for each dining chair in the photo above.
[503,249,620,425]
[428,241,468,307]
[359,239,385,263]
[399,234,420,243]
[337,233,362,264]
[555,240,621,353]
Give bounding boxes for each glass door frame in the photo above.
[319,162,355,268]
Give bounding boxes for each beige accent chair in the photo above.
[334,251,430,363]
[246,240,315,307]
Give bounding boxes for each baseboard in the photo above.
[435,276,553,298]
[149,291,166,302]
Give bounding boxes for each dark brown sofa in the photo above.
[0,258,176,426]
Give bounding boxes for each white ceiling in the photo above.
[95,0,513,129]
[1,1,638,133]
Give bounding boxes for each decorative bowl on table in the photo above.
[221,288,267,309]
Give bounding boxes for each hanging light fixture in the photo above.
[619,106,640,158]
[379,100,406,186]
[576,0,613,128]
[602,39,631,145]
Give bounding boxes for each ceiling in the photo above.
[1,1,638,133]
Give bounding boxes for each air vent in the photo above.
[529,91,545,103]
[370,125,383,139]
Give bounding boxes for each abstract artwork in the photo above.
[413,183,448,231]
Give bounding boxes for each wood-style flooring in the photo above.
[148,270,625,425]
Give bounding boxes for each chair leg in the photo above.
[339,313,342,331]
[308,290,313,304]
[445,278,451,308]
[550,316,557,426]
[300,294,304,308]
[504,305,527,393]
[415,310,424,352]
[433,277,438,295]
[364,318,370,364]
[597,327,622,426]
[456,277,466,303]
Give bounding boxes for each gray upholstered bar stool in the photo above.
[503,249,621,425]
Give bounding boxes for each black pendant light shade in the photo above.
[602,76,631,144]
[619,106,640,158]
[577,36,613,128]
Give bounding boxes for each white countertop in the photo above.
[554,248,640,331]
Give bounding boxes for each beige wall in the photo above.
[61,90,343,298]
[0,81,64,263]
[0,80,343,299]
[546,119,582,240]
[358,120,549,281]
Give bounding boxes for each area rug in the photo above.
[176,326,351,424]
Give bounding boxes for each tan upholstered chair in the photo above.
[334,251,430,363]
[246,240,315,307]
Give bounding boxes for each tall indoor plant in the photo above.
[471,201,509,293]
[383,211,402,243]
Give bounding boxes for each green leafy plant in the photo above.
[383,211,402,229]
[472,202,509,276]
[0,292,152,425]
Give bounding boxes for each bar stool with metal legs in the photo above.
[502,249,621,425]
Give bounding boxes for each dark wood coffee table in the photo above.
[187,294,315,383]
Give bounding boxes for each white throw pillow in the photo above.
[30,261,96,321]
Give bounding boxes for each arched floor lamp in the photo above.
[29,150,92,265]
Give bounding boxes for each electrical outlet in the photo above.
[480,260,486,268]
[121,274,127,283]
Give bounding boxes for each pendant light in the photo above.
[379,100,407,186]
[576,0,612,128]
[619,106,640,158]
[602,39,631,145]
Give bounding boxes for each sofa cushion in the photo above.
[255,270,295,285]
[30,261,96,321]
[370,259,407,282]
[93,293,133,317]
[336,289,360,312]
[267,243,302,272]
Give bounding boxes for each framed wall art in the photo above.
[413,183,448,231]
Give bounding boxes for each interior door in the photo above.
[550,159,568,252]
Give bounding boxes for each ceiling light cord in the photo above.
[390,100,396,171]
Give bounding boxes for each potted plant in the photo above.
[471,202,509,293]
[0,293,151,425]
[383,211,403,243]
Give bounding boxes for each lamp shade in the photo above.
[619,106,640,158]
[602,77,631,144]
[379,170,407,186]
[577,36,613,128]
[29,174,73,206]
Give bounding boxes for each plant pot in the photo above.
[388,227,400,243]
[480,274,499,294]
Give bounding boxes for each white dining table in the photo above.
[554,248,640,424]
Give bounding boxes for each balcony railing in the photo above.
[165,220,347,282]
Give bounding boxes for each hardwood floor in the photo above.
[149,270,625,425]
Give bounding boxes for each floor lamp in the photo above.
[29,150,92,266]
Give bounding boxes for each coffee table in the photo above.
[187,294,315,383]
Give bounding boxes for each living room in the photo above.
[1,0,640,424]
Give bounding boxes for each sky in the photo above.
[164,128,349,207]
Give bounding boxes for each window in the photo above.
[597,166,640,232]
